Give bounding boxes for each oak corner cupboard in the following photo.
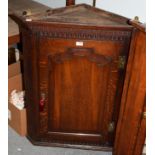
[10,4,145,153]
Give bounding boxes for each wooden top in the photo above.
[8,0,50,45]
[45,4,130,26]
[21,4,130,27]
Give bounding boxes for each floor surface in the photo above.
[8,127,112,155]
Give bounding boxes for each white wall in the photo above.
[96,0,146,23]
[34,0,146,23]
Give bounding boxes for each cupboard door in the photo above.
[37,39,129,148]
[48,48,111,143]
[37,48,126,145]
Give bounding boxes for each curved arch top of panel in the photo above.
[49,48,112,67]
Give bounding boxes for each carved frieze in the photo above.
[28,25,131,41]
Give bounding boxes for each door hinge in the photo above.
[142,112,146,119]
[108,122,115,133]
[118,56,126,69]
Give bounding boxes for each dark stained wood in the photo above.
[129,19,146,33]
[27,134,113,151]
[10,4,132,29]
[114,26,146,155]
[10,3,145,153]
[133,104,146,155]
[49,46,110,135]
[66,0,75,6]
[93,0,96,7]
[21,30,40,141]
[35,35,130,149]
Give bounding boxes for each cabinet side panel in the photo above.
[22,30,40,140]
[114,30,146,155]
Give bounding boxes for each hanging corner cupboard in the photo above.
[10,4,146,154]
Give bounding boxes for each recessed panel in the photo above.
[48,48,111,135]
